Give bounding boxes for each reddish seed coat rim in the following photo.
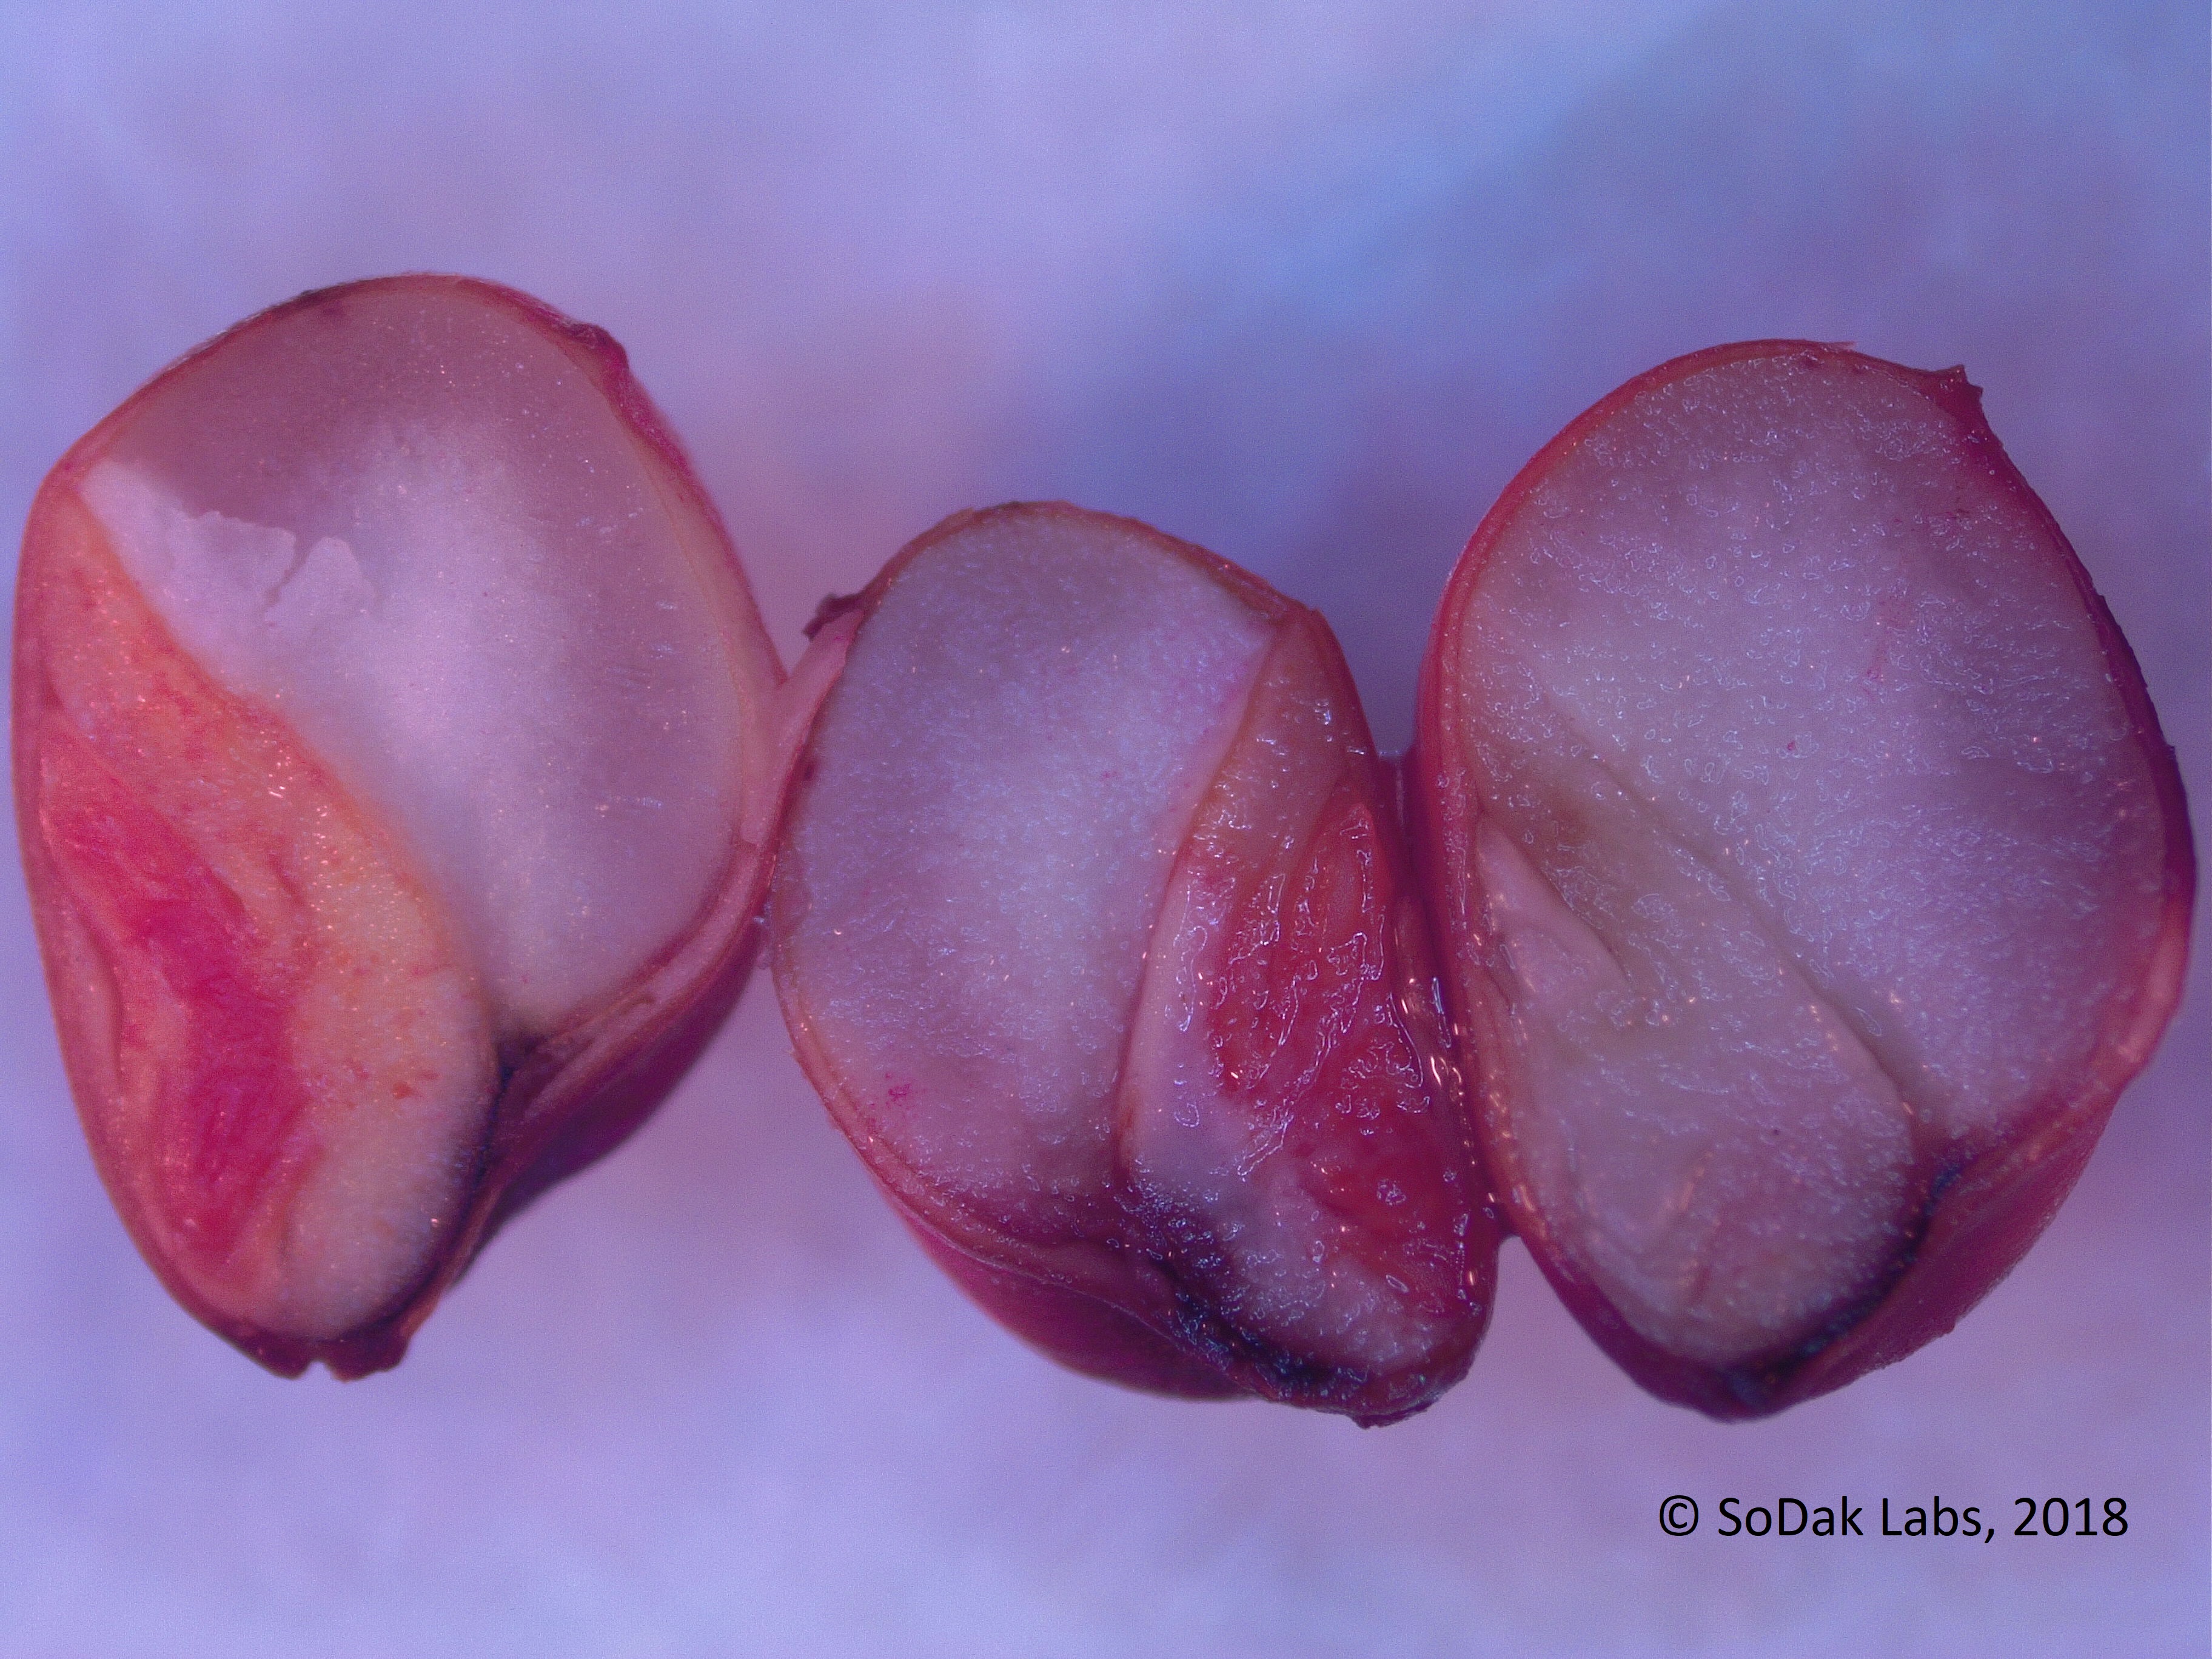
[770,500,1498,1422]
[1410,339,2195,1418]
[15,275,798,1376]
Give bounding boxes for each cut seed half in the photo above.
[773,503,1495,1423]
[15,276,792,1375]
[1413,341,2193,1416]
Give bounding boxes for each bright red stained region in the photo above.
[1190,772,1472,1316]
[40,719,306,1270]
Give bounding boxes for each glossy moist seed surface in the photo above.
[75,287,749,1033]
[1418,343,2189,1409]
[16,286,2189,1426]
[774,504,1490,1419]
[16,277,783,1372]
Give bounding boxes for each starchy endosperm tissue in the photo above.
[13,277,2191,1417]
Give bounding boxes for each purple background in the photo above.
[2,3,2205,1652]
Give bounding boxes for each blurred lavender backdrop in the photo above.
[2,2,2205,1654]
